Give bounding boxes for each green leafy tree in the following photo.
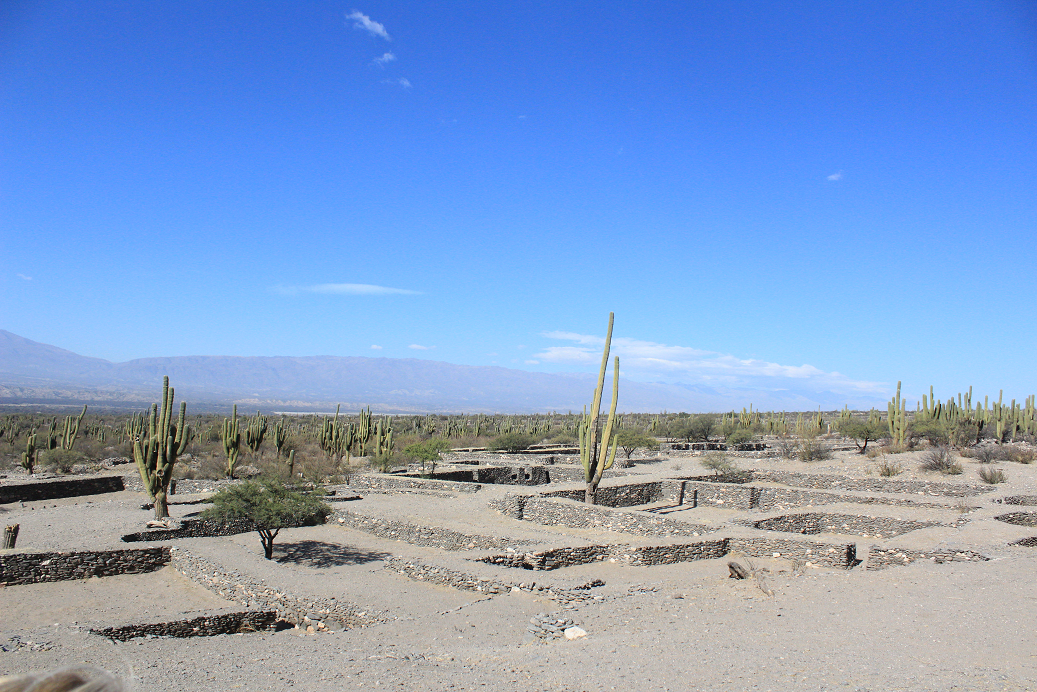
[614,429,659,460]
[202,478,332,559]
[839,419,888,454]
[404,437,452,476]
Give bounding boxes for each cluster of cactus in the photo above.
[766,411,791,437]
[375,417,394,456]
[244,411,268,458]
[579,313,619,505]
[59,404,87,451]
[222,405,241,477]
[887,382,908,446]
[273,416,290,457]
[130,377,192,519]
[420,413,437,435]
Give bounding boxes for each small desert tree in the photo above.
[614,429,658,461]
[202,478,332,559]
[404,437,452,476]
[839,419,887,454]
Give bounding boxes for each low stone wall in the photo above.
[489,494,709,537]
[534,466,631,484]
[478,536,858,571]
[91,611,281,640]
[1001,496,1037,506]
[171,548,373,629]
[0,475,125,504]
[544,482,672,508]
[405,466,550,486]
[866,547,989,570]
[0,547,170,586]
[333,510,535,550]
[729,537,858,568]
[346,475,482,494]
[122,518,256,542]
[386,556,511,593]
[750,470,992,497]
[995,512,1037,527]
[750,512,940,539]
[668,442,767,452]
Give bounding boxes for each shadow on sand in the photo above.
[274,540,391,568]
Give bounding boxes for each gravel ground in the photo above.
[3,448,1037,691]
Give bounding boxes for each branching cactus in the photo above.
[244,411,267,459]
[21,431,38,474]
[580,313,619,505]
[274,416,290,458]
[222,404,241,477]
[887,381,907,446]
[131,377,191,519]
[60,404,87,450]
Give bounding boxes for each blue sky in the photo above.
[1,1,1035,410]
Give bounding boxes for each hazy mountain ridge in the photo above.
[0,330,885,413]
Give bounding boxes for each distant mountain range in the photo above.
[0,330,881,413]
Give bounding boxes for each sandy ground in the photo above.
[3,447,1037,691]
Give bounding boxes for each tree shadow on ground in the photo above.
[274,540,391,568]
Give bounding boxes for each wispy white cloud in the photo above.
[16,273,31,281]
[370,344,383,350]
[408,344,432,350]
[347,10,390,40]
[524,359,540,365]
[382,77,411,88]
[372,52,396,66]
[272,283,420,296]
[827,171,843,181]
[534,332,885,395]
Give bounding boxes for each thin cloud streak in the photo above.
[372,52,396,66]
[273,283,420,296]
[408,344,432,350]
[534,332,885,394]
[347,10,390,40]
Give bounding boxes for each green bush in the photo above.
[371,452,396,473]
[839,419,887,454]
[797,439,832,462]
[488,432,536,453]
[725,428,754,446]
[202,478,332,559]
[700,451,736,477]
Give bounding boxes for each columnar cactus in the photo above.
[131,377,191,519]
[21,432,38,474]
[60,404,88,451]
[887,381,907,446]
[580,313,619,505]
[222,404,241,477]
[273,416,290,458]
[244,411,268,459]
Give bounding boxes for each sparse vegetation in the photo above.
[39,448,85,474]
[978,466,1007,484]
[488,432,536,453]
[700,451,736,477]
[403,437,452,477]
[919,446,962,474]
[798,439,832,462]
[614,429,659,460]
[875,456,903,477]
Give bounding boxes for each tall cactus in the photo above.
[222,404,241,478]
[887,381,907,446]
[273,416,290,458]
[580,313,619,505]
[244,411,268,459]
[131,377,191,519]
[21,431,38,475]
[60,404,87,451]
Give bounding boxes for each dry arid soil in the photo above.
[2,445,1037,691]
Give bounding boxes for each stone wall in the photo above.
[995,512,1037,527]
[544,482,671,508]
[489,494,709,537]
[750,512,941,539]
[0,475,125,504]
[534,466,630,484]
[346,475,482,494]
[171,548,373,629]
[478,536,859,571]
[90,611,281,640]
[866,546,989,570]
[1001,496,1037,506]
[333,510,535,550]
[408,466,550,486]
[0,547,169,586]
[750,470,992,497]
[122,518,256,542]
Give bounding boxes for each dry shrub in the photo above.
[1005,445,1035,464]
[875,456,902,477]
[865,446,884,459]
[978,466,1007,484]
[797,439,831,462]
[919,446,962,474]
